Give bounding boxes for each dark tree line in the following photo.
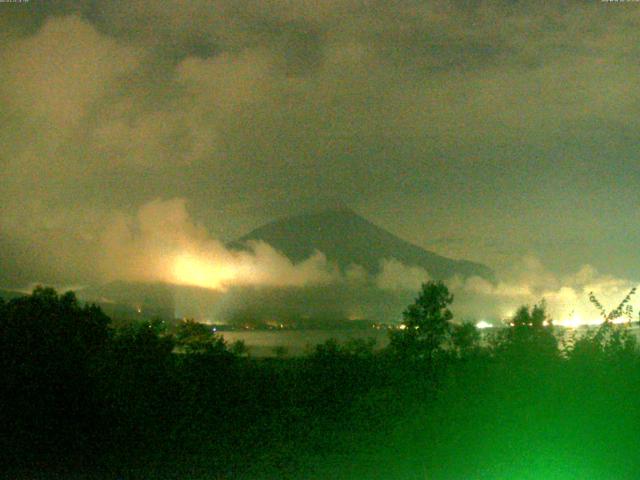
[1,283,640,479]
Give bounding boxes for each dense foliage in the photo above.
[1,283,640,479]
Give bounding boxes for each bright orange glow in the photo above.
[171,252,238,291]
[556,313,631,328]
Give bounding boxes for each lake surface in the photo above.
[219,329,391,357]
[219,324,640,357]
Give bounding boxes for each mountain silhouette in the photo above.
[76,208,494,324]
[229,207,494,281]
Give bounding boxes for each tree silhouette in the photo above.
[492,302,558,361]
[451,321,481,359]
[0,287,110,463]
[570,321,637,363]
[389,281,454,361]
[230,339,250,357]
[588,287,637,323]
[175,319,229,356]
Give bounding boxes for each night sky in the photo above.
[1,1,639,322]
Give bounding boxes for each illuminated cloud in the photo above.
[376,259,430,292]
[98,198,341,291]
[449,259,639,327]
[0,3,639,309]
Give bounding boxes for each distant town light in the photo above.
[476,320,493,329]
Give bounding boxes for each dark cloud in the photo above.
[0,0,639,293]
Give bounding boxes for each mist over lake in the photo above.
[219,329,391,357]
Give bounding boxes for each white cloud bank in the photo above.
[99,198,341,291]
[97,199,639,327]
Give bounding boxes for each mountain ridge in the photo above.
[229,208,494,281]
